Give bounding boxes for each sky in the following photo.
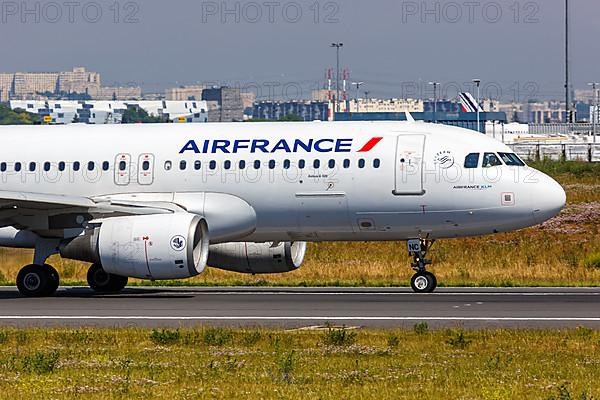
[0,0,598,101]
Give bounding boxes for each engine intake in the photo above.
[208,242,307,274]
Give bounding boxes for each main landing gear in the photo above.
[16,238,128,297]
[16,264,60,297]
[87,263,128,294]
[408,239,437,293]
[16,238,61,297]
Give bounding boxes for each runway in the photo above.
[1,287,600,329]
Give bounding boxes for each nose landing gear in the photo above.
[408,239,437,293]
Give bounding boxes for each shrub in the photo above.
[203,327,233,347]
[387,334,400,348]
[21,351,59,374]
[278,351,295,383]
[446,331,472,349]
[149,329,181,345]
[0,331,7,345]
[414,322,429,335]
[323,327,357,347]
[583,253,600,269]
[240,330,262,347]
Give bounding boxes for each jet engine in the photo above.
[60,213,209,280]
[208,242,307,274]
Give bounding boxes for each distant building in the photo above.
[91,86,142,101]
[0,73,13,102]
[252,101,330,121]
[165,85,204,101]
[58,67,101,94]
[0,67,142,101]
[202,87,244,122]
[9,100,208,124]
[497,102,525,123]
[524,101,567,123]
[350,98,423,113]
[240,91,257,111]
[130,100,208,123]
[13,72,59,98]
[311,89,331,102]
[334,111,507,133]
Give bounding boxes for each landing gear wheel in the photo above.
[87,263,128,293]
[17,264,52,297]
[407,239,438,293]
[42,264,59,296]
[410,272,437,293]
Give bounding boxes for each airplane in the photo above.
[0,120,566,297]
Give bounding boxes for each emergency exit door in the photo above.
[114,153,131,185]
[138,153,155,185]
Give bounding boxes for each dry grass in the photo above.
[0,161,599,288]
[0,327,598,399]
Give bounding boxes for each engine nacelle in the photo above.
[208,242,307,274]
[60,213,209,280]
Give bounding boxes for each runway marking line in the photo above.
[2,316,600,321]
[90,292,600,296]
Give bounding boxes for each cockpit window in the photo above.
[498,152,526,166]
[482,153,503,167]
[464,153,480,169]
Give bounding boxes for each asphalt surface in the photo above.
[1,286,600,329]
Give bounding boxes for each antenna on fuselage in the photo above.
[405,112,415,123]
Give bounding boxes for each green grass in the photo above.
[0,327,599,399]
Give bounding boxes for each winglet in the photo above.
[405,112,415,123]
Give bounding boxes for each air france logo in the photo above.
[179,137,384,154]
[170,235,186,252]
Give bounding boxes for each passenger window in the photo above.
[142,161,150,171]
[164,161,172,171]
[464,153,480,169]
[58,162,65,171]
[224,160,231,170]
[209,161,217,170]
[358,159,366,169]
[73,162,80,171]
[313,160,320,169]
[299,160,305,169]
[194,161,201,170]
[118,161,126,171]
[498,152,526,167]
[343,159,350,169]
[239,160,246,170]
[269,160,276,169]
[180,160,187,170]
[0,163,6,172]
[44,162,51,172]
[87,162,95,171]
[254,160,261,170]
[328,160,335,169]
[14,162,21,172]
[283,160,291,169]
[29,162,36,172]
[373,159,381,168]
[102,161,110,171]
[483,153,503,168]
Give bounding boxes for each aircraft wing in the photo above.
[0,190,180,234]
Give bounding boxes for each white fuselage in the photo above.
[0,121,566,243]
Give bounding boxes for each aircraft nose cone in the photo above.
[532,173,566,224]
